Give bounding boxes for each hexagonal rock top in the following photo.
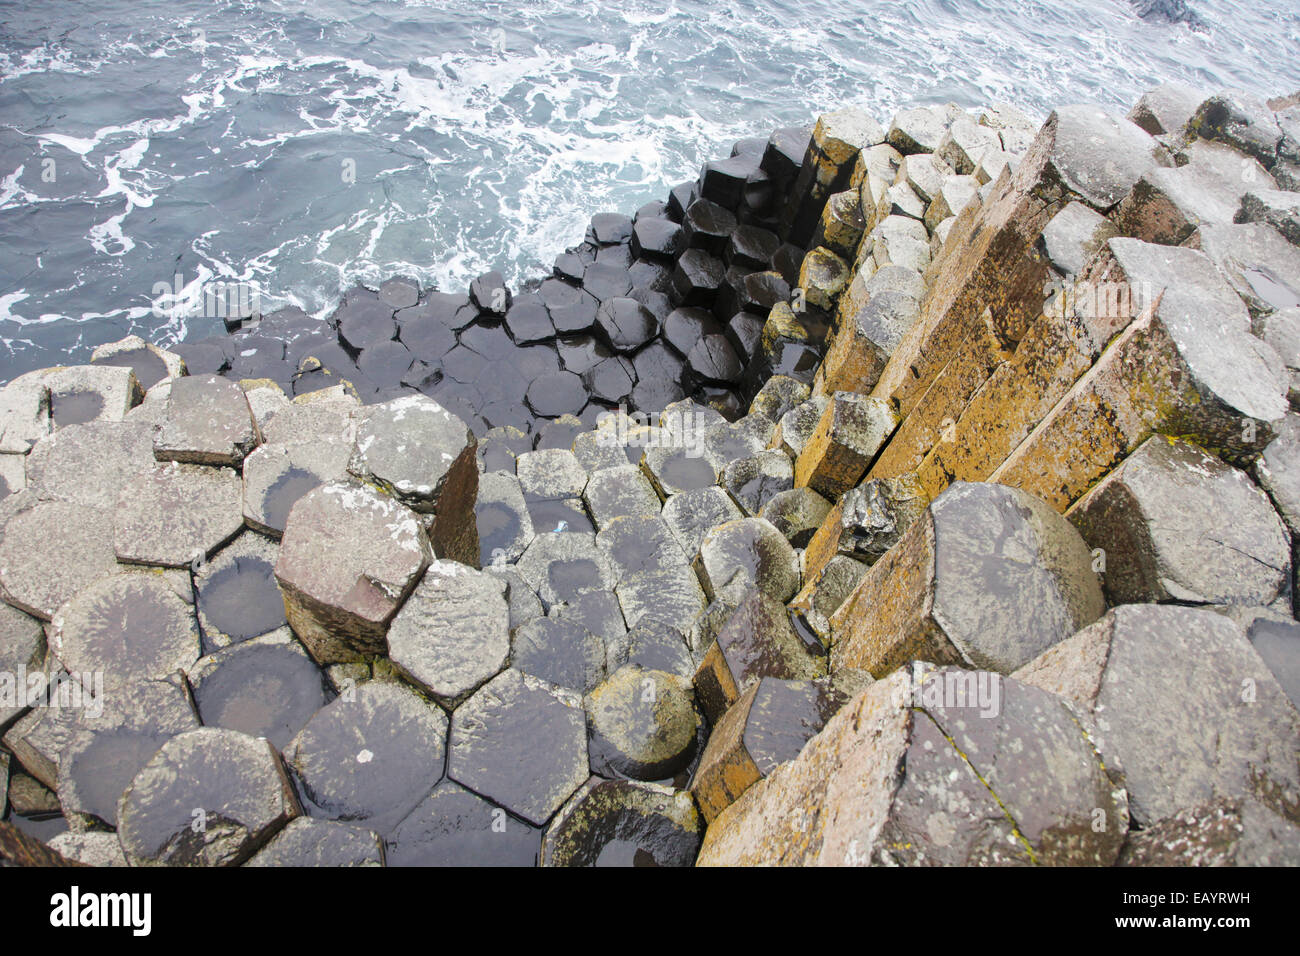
[387,560,511,707]
[387,779,542,866]
[155,373,261,466]
[831,481,1105,678]
[246,817,384,867]
[348,394,480,566]
[113,462,244,569]
[241,436,352,538]
[1068,436,1291,607]
[586,665,699,781]
[697,517,801,606]
[541,778,703,867]
[0,498,118,620]
[1015,604,1300,828]
[275,481,432,663]
[285,680,448,835]
[117,728,300,867]
[49,572,201,696]
[448,669,588,826]
[697,667,1127,866]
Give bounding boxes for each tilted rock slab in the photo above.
[1014,604,1300,827]
[831,481,1104,677]
[154,373,261,466]
[275,481,432,663]
[697,666,1127,866]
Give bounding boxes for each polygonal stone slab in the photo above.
[1069,436,1290,606]
[511,617,606,694]
[759,487,832,549]
[448,669,588,826]
[57,674,200,829]
[794,392,897,499]
[723,450,793,515]
[48,572,200,696]
[608,618,695,678]
[586,665,699,781]
[242,436,353,538]
[831,481,1105,677]
[693,589,826,723]
[155,374,260,466]
[582,465,661,529]
[23,420,156,510]
[246,817,384,867]
[475,472,535,568]
[387,779,541,866]
[641,445,717,497]
[697,517,800,605]
[117,727,300,867]
[660,487,743,558]
[190,632,326,749]
[286,680,448,834]
[516,532,615,609]
[0,602,44,730]
[541,778,703,867]
[15,365,144,430]
[1118,798,1300,867]
[0,497,117,620]
[275,481,432,663]
[698,666,1126,866]
[348,394,479,565]
[194,532,287,648]
[1015,604,1300,827]
[516,448,587,501]
[387,560,510,707]
[114,462,244,569]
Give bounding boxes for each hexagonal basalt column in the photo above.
[275,481,432,663]
[448,669,588,827]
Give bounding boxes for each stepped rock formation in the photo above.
[0,82,1298,867]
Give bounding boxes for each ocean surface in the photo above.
[1,0,1298,380]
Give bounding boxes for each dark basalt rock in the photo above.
[356,339,415,388]
[726,225,782,270]
[663,307,725,357]
[191,635,326,749]
[586,665,700,781]
[581,262,634,302]
[526,371,587,418]
[629,343,687,413]
[666,181,697,222]
[540,778,703,867]
[595,297,659,352]
[672,249,726,307]
[726,311,766,364]
[512,616,607,694]
[596,244,633,268]
[584,355,637,404]
[333,290,396,353]
[387,780,541,866]
[628,258,675,294]
[699,154,761,211]
[470,271,511,315]
[684,333,743,387]
[682,199,738,255]
[589,212,634,245]
[630,217,683,261]
[504,293,554,344]
[91,346,169,390]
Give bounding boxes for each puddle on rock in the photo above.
[197,555,287,647]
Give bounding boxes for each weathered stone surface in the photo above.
[817,288,921,398]
[286,680,447,834]
[512,616,606,694]
[1116,140,1275,245]
[2,680,87,789]
[550,587,626,650]
[1236,188,1300,246]
[275,481,432,663]
[782,108,884,246]
[1127,82,1202,136]
[1068,436,1290,606]
[1040,201,1119,278]
[1015,604,1300,826]
[1224,606,1300,709]
[597,514,706,635]
[387,561,510,706]
[386,779,540,866]
[191,632,324,749]
[641,445,716,498]
[586,665,699,781]
[887,105,952,155]
[583,464,661,528]
[803,474,929,585]
[798,246,850,312]
[608,618,694,678]
[193,532,285,648]
[660,487,742,557]
[698,666,1126,866]
[691,673,866,822]
[12,365,143,430]
[118,728,299,866]
[242,436,352,537]
[8,769,59,815]
[47,831,128,867]
[49,572,200,695]
[987,243,1288,508]
[1187,90,1284,167]
[697,517,800,606]
[348,395,479,565]
[448,669,588,826]
[155,374,260,466]
[541,777,702,867]
[1187,222,1300,319]
[723,449,792,515]
[58,675,200,828]
[693,589,825,723]
[114,462,244,568]
[1119,797,1300,867]
[869,106,1163,457]
[246,817,384,867]
[0,377,51,454]
[0,498,117,619]
[759,487,832,549]
[813,190,866,259]
[832,482,1105,677]
[0,602,44,731]
[794,392,897,499]
[937,113,1002,174]
[475,472,535,568]
[1257,414,1300,547]
[789,554,870,646]
[769,395,829,460]
[0,821,82,866]
[24,420,155,510]
[516,531,615,609]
